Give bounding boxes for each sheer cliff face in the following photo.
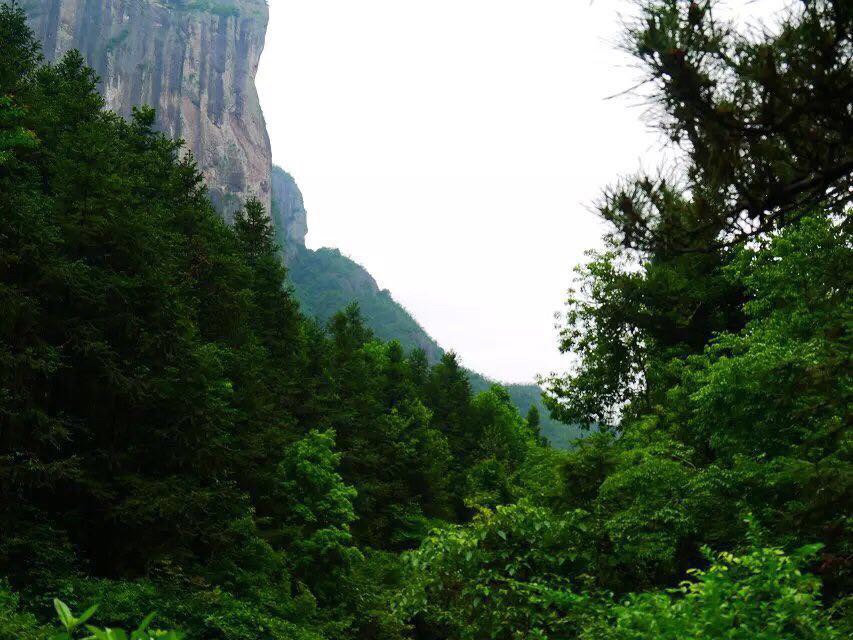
[23,0,271,220]
[271,166,308,262]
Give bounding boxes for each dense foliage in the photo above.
[1,1,850,639]
[405,0,851,638]
[0,4,540,637]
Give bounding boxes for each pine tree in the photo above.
[426,352,476,464]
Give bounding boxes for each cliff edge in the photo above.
[22,0,272,219]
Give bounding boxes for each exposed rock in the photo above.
[22,0,271,220]
[270,165,308,262]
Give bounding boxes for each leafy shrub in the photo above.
[0,581,44,640]
[586,544,841,640]
[52,598,179,640]
[397,501,598,640]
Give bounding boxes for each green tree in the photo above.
[426,352,476,467]
[546,0,852,427]
[272,430,360,600]
[526,405,541,437]
[600,0,852,253]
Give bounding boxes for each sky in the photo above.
[257,0,789,384]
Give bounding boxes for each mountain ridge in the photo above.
[272,167,581,447]
[21,0,581,447]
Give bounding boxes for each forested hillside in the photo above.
[272,167,579,447]
[1,1,850,639]
[287,244,581,447]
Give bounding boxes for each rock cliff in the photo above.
[270,166,308,262]
[22,0,271,219]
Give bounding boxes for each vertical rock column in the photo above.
[23,0,272,220]
[270,165,309,263]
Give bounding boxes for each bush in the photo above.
[586,544,841,640]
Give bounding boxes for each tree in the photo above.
[526,405,541,434]
[546,0,852,428]
[543,0,852,604]
[0,3,41,93]
[601,0,852,253]
[271,430,360,601]
[426,352,476,467]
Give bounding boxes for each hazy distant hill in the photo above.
[274,178,583,448]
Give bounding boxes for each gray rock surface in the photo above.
[22,0,271,220]
[270,165,308,262]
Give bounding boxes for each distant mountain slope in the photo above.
[288,245,445,363]
[273,173,582,447]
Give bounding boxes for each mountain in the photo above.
[271,169,583,447]
[269,167,445,361]
[22,0,581,448]
[21,0,272,219]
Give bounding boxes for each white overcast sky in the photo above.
[257,0,789,384]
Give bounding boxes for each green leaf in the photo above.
[54,599,75,631]
[135,612,157,634]
[793,543,824,560]
[77,605,99,627]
